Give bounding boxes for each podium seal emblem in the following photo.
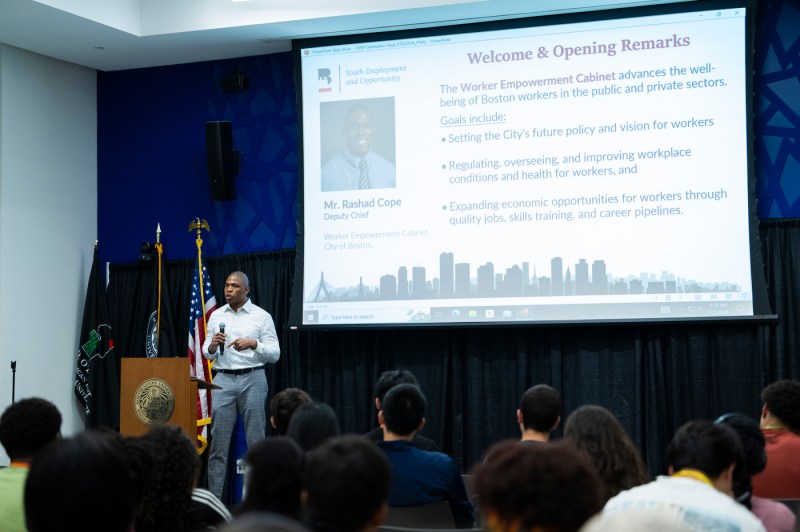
[134,378,175,425]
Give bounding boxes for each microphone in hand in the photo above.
[219,323,225,355]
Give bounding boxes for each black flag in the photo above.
[75,246,120,429]
[144,242,180,357]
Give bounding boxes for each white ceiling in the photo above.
[0,0,691,71]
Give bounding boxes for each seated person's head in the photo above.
[119,433,157,521]
[379,383,426,437]
[473,440,602,532]
[373,370,420,410]
[666,419,744,494]
[0,397,61,461]
[135,424,200,532]
[714,413,767,508]
[563,405,649,502]
[287,402,340,451]
[25,430,135,532]
[270,388,313,436]
[303,435,392,532]
[761,379,800,432]
[241,436,305,519]
[219,512,310,532]
[518,384,561,433]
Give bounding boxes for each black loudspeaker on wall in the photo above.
[205,121,236,201]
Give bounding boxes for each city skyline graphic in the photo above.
[307,251,742,302]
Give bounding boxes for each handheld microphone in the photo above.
[219,323,225,355]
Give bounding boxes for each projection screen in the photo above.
[291,0,772,328]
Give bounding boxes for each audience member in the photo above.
[287,402,340,451]
[219,512,310,532]
[365,369,439,451]
[473,439,603,532]
[517,384,562,443]
[270,388,313,436]
[119,433,157,526]
[752,379,800,498]
[716,413,796,532]
[603,420,765,532]
[136,424,231,532]
[563,404,649,502]
[0,397,62,532]
[239,437,305,519]
[303,435,392,532]
[25,430,136,532]
[377,383,474,528]
[580,509,692,532]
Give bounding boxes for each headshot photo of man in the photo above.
[321,98,397,192]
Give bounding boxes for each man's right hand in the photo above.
[210,331,227,353]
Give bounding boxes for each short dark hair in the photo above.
[473,440,602,532]
[240,436,305,519]
[666,420,744,479]
[0,397,61,460]
[381,383,426,436]
[228,270,250,289]
[270,388,313,436]
[761,379,800,431]
[373,370,420,405]
[303,435,391,532]
[286,402,340,451]
[25,430,135,532]
[715,412,767,509]
[519,384,561,433]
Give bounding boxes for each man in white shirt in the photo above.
[604,420,765,532]
[203,270,281,500]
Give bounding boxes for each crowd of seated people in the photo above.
[3,376,799,532]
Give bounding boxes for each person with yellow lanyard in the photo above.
[603,420,766,532]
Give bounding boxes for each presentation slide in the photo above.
[296,4,755,327]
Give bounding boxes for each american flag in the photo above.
[188,262,217,452]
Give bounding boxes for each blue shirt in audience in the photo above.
[377,439,474,528]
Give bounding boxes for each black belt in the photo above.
[213,366,263,376]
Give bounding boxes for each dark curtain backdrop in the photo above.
[106,220,799,477]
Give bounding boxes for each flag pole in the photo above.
[154,223,163,345]
[189,218,211,331]
[188,217,212,453]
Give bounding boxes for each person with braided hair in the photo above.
[134,424,231,532]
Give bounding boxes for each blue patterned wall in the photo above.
[206,57,298,255]
[98,53,298,265]
[755,0,800,218]
[98,1,800,265]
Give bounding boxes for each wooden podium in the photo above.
[120,358,218,440]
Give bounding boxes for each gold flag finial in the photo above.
[188,218,210,236]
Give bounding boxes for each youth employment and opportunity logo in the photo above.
[318,67,333,92]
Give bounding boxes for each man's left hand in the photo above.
[228,338,256,351]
